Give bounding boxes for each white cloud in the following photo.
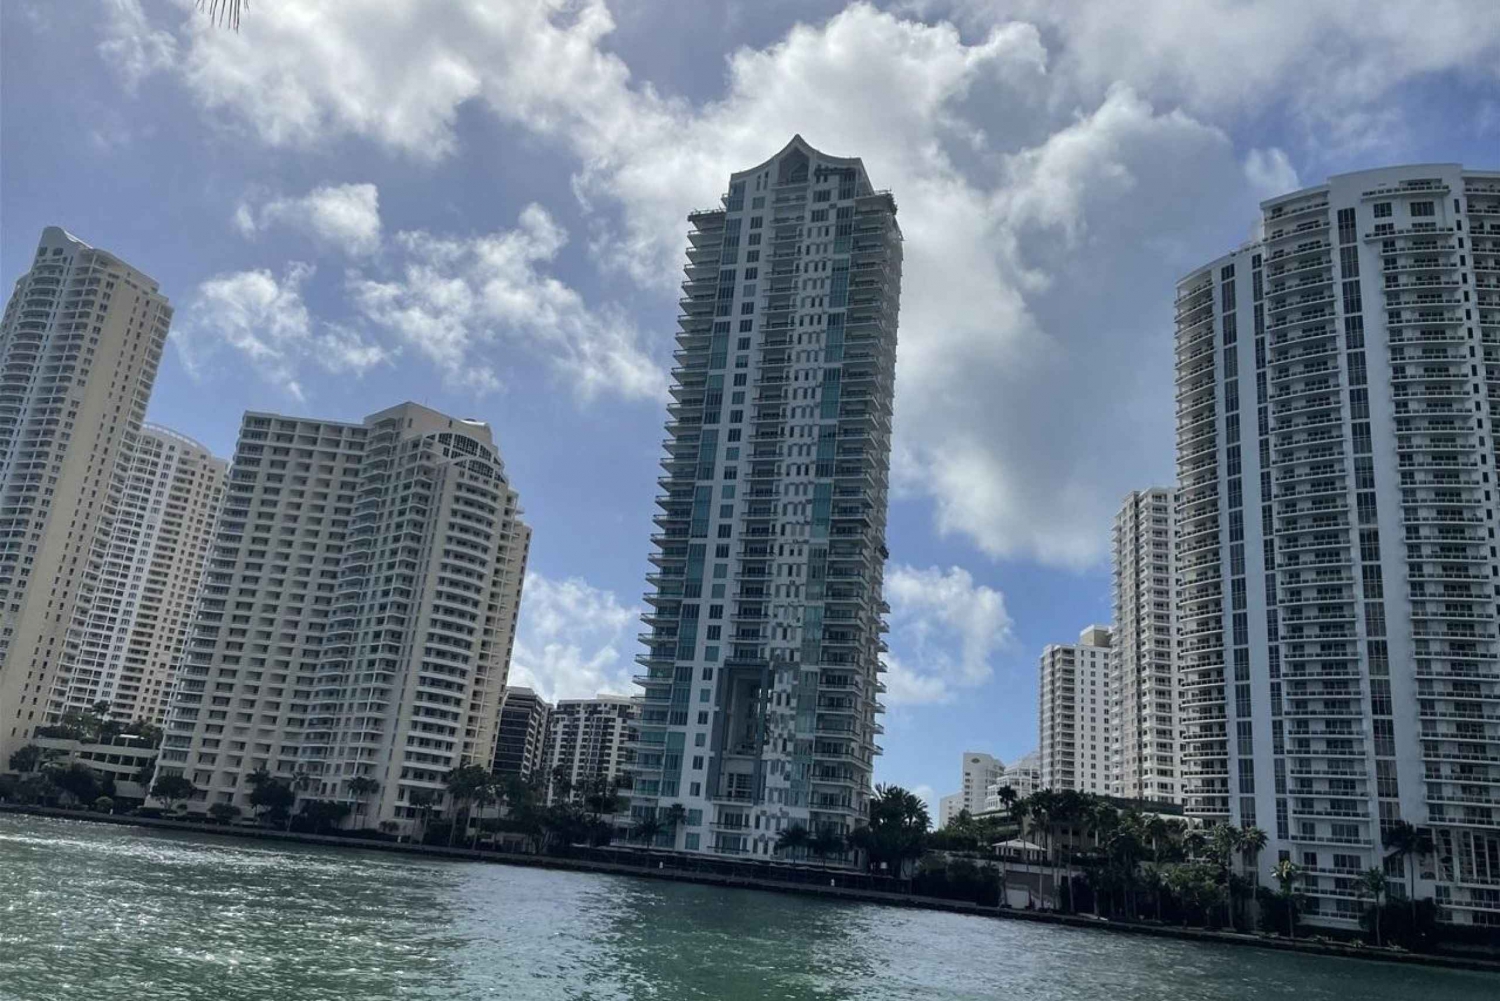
[97,0,176,92]
[507,573,639,703]
[347,204,666,400]
[97,0,1500,565]
[237,182,383,256]
[882,564,1012,706]
[173,262,391,399]
[1243,147,1300,202]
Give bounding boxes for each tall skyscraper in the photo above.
[81,425,227,725]
[938,751,1004,826]
[0,227,172,760]
[630,136,901,859]
[157,404,529,832]
[1110,488,1178,802]
[1174,164,1500,929]
[1039,625,1113,795]
[545,695,637,805]
[492,686,552,784]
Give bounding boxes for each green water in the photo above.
[0,815,1493,1001]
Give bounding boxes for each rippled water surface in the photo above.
[1,814,1495,1000]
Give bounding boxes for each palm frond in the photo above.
[197,0,245,31]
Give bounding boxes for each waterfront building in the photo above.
[545,695,637,804]
[629,136,901,859]
[938,750,1004,825]
[156,404,529,832]
[984,750,1041,810]
[0,227,173,761]
[1039,626,1113,795]
[492,686,552,784]
[1110,488,1179,802]
[77,426,226,726]
[1174,164,1500,928]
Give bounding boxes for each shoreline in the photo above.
[4,804,1496,975]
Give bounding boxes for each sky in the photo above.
[2,0,1497,813]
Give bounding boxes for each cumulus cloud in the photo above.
[1244,147,1300,202]
[882,564,1012,706]
[97,0,176,92]
[95,0,1500,564]
[173,262,391,400]
[507,573,640,703]
[347,204,666,400]
[236,182,383,256]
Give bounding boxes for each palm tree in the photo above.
[1382,820,1434,925]
[1207,824,1244,928]
[444,765,493,846]
[197,0,244,30]
[408,788,438,843]
[1272,859,1302,938]
[632,814,665,846]
[810,825,846,861]
[776,824,811,860]
[347,776,380,826]
[1358,867,1389,946]
[661,804,687,847]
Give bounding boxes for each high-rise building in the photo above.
[492,686,552,784]
[81,426,227,726]
[630,136,901,859]
[1174,164,1500,929]
[1110,488,1178,802]
[545,695,637,804]
[0,227,172,760]
[1039,625,1112,795]
[157,403,529,832]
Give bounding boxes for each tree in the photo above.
[248,773,295,826]
[299,800,353,834]
[8,744,44,774]
[1383,820,1435,926]
[1272,859,1302,938]
[48,762,101,807]
[134,756,159,789]
[444,765,495,846]
[197,0,244,31]
[347,776,380,825]
[850,784,929,876]
[662,803,687,843]
[93,795,114,813]
[151,774,198,811]
[209,802,242,824]
[776,824,812,860]
[1358,868,1389,947]
[631,814,665,846]
[810,825,847,861]
[408,787,438,843]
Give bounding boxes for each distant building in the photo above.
[492,687,552,784]
[545,695,638,804]
[1110,488,1178,803]
[985,750,1041,810]
[938,750,1003,826]
[1039,626,1112,795]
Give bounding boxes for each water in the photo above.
[0,815,1493,1001]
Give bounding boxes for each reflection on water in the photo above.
[0,814,1494,1001]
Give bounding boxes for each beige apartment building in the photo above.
[1038,626,1113,795]
[73,425,227,725]
[156,404,529,832]
[0,227,172,761]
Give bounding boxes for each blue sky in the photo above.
[3,0,1497,811]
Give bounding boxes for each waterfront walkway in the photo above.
[3,804,1495,974]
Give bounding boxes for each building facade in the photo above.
[986,750,1042,810]
[630,136,901,859]
[1110,488,1179,802]
[939,750,1004,826]
[1174,164,1500,928]
[492,686,552,784]
[545,695,637,803]
[75,426,226,725]
[1039,626,1113,795]
[156,404,529,832]
[0,227,172,761]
